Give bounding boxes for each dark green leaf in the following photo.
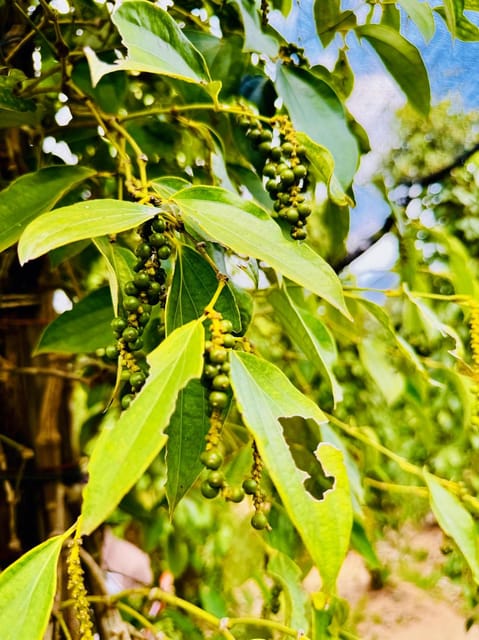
[435,5,479,39]
[36,286,113,355]
[18,199,160,264]
[355,24,430,115]
[230,351,352,592]
[174,186,351,318]
[267,551,310,630]
[166,379,210,513]
[0,534,65,640]
[80,319,204,535]
[0,166,95,252]
[275,65,359,187]
[165,244,241,334]
[314,0,356,46]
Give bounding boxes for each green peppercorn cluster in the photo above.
[242,441,269,530]
[238,114,312,240]
[106,215,172,409]
[200,317,242,501]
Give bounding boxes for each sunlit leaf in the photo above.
[355,24,430,114]
[230,351,352,592]
[0,534,65,640]
[425,472,479,583]
[436,5,479,40]
[275,65,359,188]
[86,0,211,87]
[80,320,204,535]
[398,0,435,41]
[0,166,95,252]
[18,200,159,264]
[231,0,279,56]
[174,186,351,318]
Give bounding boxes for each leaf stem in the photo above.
[227,616,311,639]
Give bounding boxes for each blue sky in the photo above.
[271,2,479,281]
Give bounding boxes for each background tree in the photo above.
[2,1,479,639]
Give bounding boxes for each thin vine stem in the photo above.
[227,616,311,639]
[326,412,479,513]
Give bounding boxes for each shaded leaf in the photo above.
[0,166,95,252]
[359,336,405,405]
[355,24,430,115]
[267,551,309,630]
[174,186,350,318]
[275,65,359,188]
[18,199,160,264]
[425,472,479,583]
[36,286,113,355]
[0,534,65,640]
[314,0,356,47]
[80,320,204,535]
[86,0,211,87]
[435,5,479,40]
[269,287,342,404]
[165,244,241,334]
[230,351,352,592]
[166,379,210,513]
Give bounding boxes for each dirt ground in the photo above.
[336,524,479,640]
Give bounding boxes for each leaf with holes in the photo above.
[230,350,352,592]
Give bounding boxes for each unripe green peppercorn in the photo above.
[212,374,230,391]
[201,480,219,499]
[242,478,259,495]
[121,394,134,410]
[209,391,229,409]
[207,470,225,488]
[209,348,228,364]
[200,449,223,470]
[226,486,245,503]
[129,371,146,388]
[122,327,139,342]
[124,296,140,312]
[251,511,268,530]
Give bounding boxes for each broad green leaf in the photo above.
[359,336,405,405]
[164,244,240,512]
[85,0,211,87]
[0,534,65,640]
[231,0,279,57]
[230,351,352,592]
[403,287,464,357]
[427,228,479,296]
[94,237,136,313]
[425,472,479,583]
[36,286,113,355]
[166,379,210,513]
[18,199,160,265]
[296,133,353,207]
[435,5,479,39]
[269,287,342,404]
[398,0,435,41]
[382,3,401,29]
[174,186,350,318]
[314,0,356,46]
[0,166,95,252]
[152,176,191,199]
[275,65,359,188]
[80,320,204,535]
[441,0,464,36]
[355,24,430,115]
[353,296,428,378]
[267,551,309,630]
[165,244,241,334]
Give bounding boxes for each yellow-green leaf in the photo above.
[80,320,204,535]
[230,351,352,592]
[0,534,65,640]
